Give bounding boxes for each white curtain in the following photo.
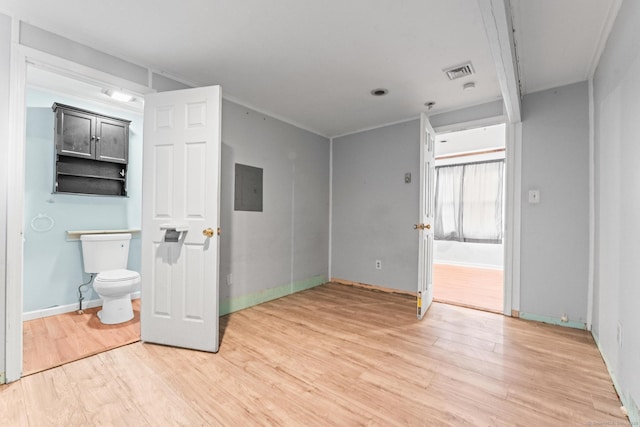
[434,165,463,240]
[434,160,504,243]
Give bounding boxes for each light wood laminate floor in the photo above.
[3,283,627,426]
[23,299,140,376]
[434,263,504,313]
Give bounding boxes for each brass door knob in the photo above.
[202,228,214,238]
[414,224,431,230]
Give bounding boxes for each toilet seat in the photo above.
[94,269,140,297]
[95,269,140,287]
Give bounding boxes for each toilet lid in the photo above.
[96,269,140,282]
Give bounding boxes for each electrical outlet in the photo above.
[227,273,233,286]
[375,260,382,270]
[528,189,540,204]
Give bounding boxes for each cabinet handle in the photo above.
[96,136,101,141]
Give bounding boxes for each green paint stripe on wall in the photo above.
[219,275,326,316]
[520,312,586,330]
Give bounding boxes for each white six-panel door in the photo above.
[417,113,435,319]
[141,86,221,352]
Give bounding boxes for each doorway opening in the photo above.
[22,65,143,375]
[432,123,506,314]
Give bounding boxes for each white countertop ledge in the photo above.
[66,229,141,241]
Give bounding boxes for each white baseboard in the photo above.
[434,260,503,270]
[22,291,141,321]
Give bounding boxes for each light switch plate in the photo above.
[528,189,540,204]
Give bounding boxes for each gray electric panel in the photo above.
[234,163,263,211]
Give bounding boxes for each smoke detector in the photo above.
[443,62,475,80]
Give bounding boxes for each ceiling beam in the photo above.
[477,0,522,123]
[587,0,622,78]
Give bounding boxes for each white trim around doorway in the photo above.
[5,43,153,382]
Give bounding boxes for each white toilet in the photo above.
[80,233,141,324]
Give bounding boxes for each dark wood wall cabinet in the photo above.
[52,103,131,196]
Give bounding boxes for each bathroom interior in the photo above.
[22,66,144,375]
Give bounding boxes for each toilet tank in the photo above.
[80,233,132,273]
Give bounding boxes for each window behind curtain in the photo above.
[434,159,504,244]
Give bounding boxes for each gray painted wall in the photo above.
[0,12,11,378]
[593,0,640,420]
[519,82,589,324]
[219,100,330,305]
[332,120,420,292]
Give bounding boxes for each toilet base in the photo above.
[97,294,134,324]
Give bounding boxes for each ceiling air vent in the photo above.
[443,62,475,80]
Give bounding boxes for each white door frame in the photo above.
[5,34,27,384]
[505,121,522,316]
[5,43,151,382]
[432,116,520,317]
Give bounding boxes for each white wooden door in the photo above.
[417,113,435,319]
[141,86,221,352]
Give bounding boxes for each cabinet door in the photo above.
[96,117,129,163]
[56,108,95,158]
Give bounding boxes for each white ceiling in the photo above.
[510,0,620,95]
[2,0,619,137]
[435,123,505,157]
[27,66,147,113]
